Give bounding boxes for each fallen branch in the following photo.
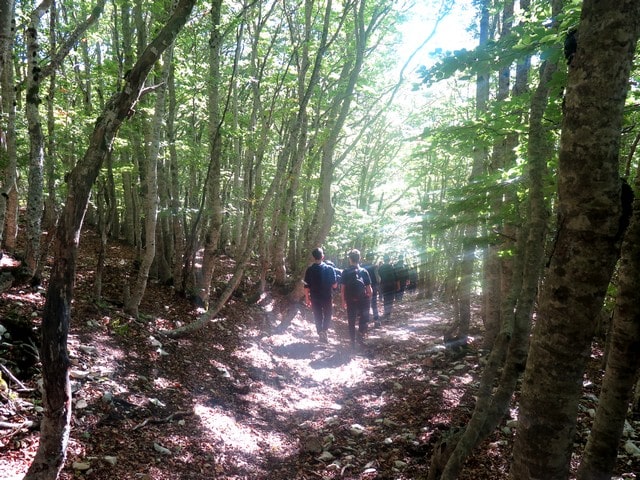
[0,363,28,390]
[131,410,193,431]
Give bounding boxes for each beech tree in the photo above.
[510,1,640,478]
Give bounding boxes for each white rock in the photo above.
[72,462,91,471]
[317,451,334,461]
[350,424,366,436]
[623,420,634,438]
[153,442,171,455]
[624,440,640,456]
[103,456,117,466]
[149,398,166,407]
[75,398,89,409]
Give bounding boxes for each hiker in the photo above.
[377,254,398,322]
[362,252,381,328]
[303,247,337,343]
[394,254,408,302]
[340,249,372,348]
[324,259,342,294]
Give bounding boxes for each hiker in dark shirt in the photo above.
[303,247,337,343]
[377,254,398,322]
[341,249,372,349]
[394,255,408,302]
[362,252,380,328]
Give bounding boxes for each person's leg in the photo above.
[370,286,379,321]
[371,287,380,326]
[311,300,323,335]
[346,303,357,347]
[358,298,369,343]
[321,297,333,332]
[383,290,393,319]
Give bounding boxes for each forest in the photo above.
[1,0,639,479]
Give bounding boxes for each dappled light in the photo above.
[2,0,640,478]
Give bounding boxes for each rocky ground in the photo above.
[1,230,639,479]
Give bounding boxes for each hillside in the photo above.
[0,229,638,479]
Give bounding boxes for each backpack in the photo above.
[342,266,367,301]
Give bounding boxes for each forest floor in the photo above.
[1,229,639,480]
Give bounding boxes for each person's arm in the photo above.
[363,269,373,297]
[304,285,311,307]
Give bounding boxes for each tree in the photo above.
[510,1,640,478]
[24,1,196,477]
[0,0,17,252]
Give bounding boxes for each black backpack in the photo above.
[342,266,366,301]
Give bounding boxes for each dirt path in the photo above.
[3,287,503,480]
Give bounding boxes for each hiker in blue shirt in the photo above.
[303,247,337,343]
[340,249,372,349]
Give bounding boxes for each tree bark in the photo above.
[24,2,196,477]
[195,0,224,308]
[0,0,16,250]
[23,0,53,276]
[510,2,640,479]
[125,39,174,317]
[576,175,640,479]
[455,0,490,343]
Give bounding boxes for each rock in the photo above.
[300,435,323,454]
[317,451,334,462]
[624,440,640,457]
[153,442,171,455]
[72,461,91,471]
[70,369,91,379]
[349,424,366,436]
[75,398,89,409]
[103,456,117,466]
[623,420,634,438]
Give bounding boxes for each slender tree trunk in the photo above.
[510,2,640,478]
[125,41,174,317]
[24,3,195,477]
[121,167,138,246]
[196,0,224,308]
[0,0,17,249]
[456,0,489,342]
[167,63,185,290]
[482,0,515,350]
[23,0,52,277]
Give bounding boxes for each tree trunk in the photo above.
[482,0,515,351]
[576,175,640,479]
[23,0,52,277]
[24,3,196,477]
[456,0,490,343]
[510,2,640,478]
[0,0,17,250]
[125,41,174,317]
[195,0,224,308]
